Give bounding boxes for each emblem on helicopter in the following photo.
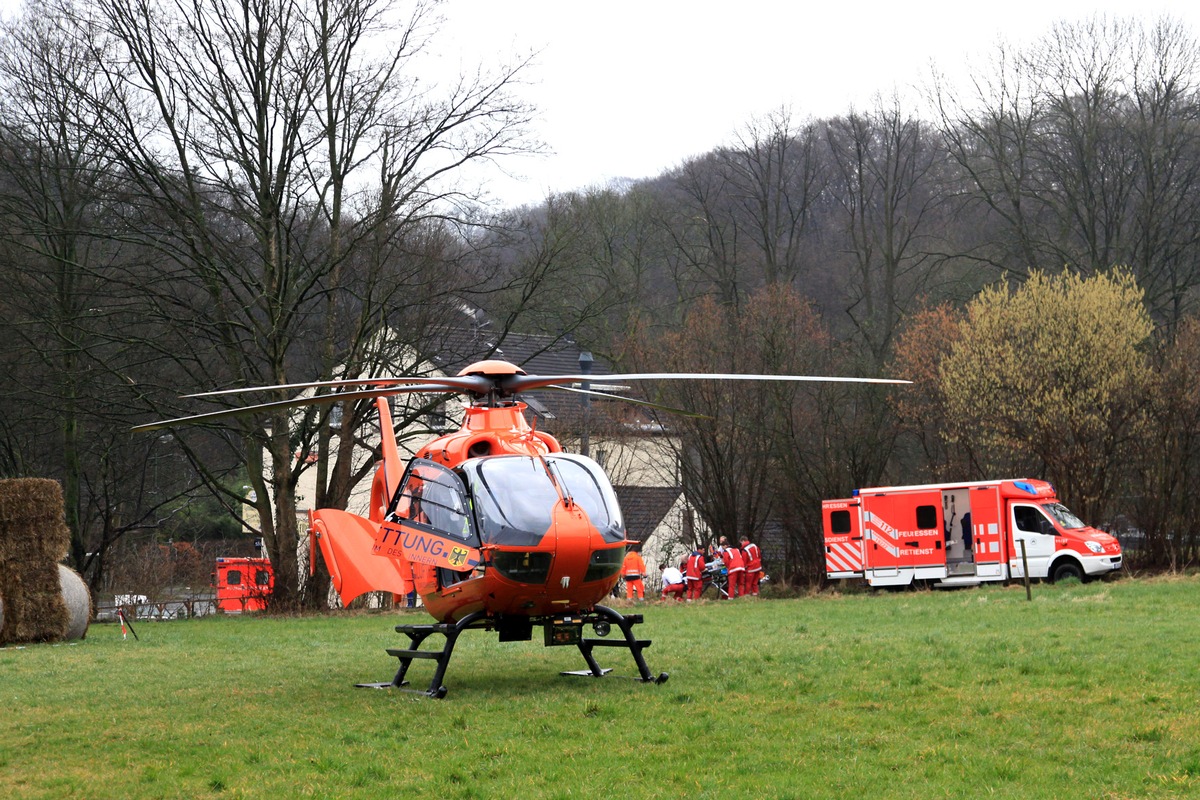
[376,520,481,571]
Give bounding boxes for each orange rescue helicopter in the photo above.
[137,359,906,697]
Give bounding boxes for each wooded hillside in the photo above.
[2,4,1197,596]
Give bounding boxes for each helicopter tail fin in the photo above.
[376,397,403,509]
[309,509,412,606]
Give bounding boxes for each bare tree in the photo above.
[937,15,1200,324]
[718,108,825,287]
[475,186,674,362]
[1031,17,1141,274]
[1122,17,1200,326]
[823,94,950,369]
[0,4,208,588]
[625,287,850,572]
[1132,320,1200,569]
[654,109,825,310]
[660,153,745,308]
[887,304,973,481]
[934,40,1049,278]
[53,0,538,607]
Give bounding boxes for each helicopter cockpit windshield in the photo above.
[461,454,625,547]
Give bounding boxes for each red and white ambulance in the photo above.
[822,479,1122,587]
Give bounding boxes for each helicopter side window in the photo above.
[388,460,478,547]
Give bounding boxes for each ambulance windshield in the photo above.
[1042,502,1086,530]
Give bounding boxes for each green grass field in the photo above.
[3,576,1199,799]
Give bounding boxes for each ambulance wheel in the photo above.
[1050,561,1084,583]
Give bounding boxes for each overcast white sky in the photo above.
[436,0,1200,208]
[3,0,1199,208]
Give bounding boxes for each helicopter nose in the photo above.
[545,505,590,591]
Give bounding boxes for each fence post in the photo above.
[1020,539,1032,601]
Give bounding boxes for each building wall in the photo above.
[638,496,696,594]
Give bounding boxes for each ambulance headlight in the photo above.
[1086,541,1104,554]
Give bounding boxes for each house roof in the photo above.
[431,314,608,376]
[614,485,681,544]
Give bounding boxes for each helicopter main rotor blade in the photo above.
[179,369,909,403]
[548,385,712,419]
[183,374,494,399]
[133,384,464,433]
[136,361,909,433]
[504,372,911,393]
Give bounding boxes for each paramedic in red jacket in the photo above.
[684,549,706,601]
[622,544,647,601]
[720,536,745,598]
[741,535,762,596]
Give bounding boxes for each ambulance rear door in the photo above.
[894,488,947,578]
[823,499,864,578]
[859,491,945,583]
[860,493,902,579]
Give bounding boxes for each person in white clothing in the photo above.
[660,563,686,602]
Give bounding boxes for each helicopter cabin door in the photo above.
[375,459,482,596]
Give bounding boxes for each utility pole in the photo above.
[578,351,593,457]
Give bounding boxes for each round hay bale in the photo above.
[58,565,91,640]
[0,566,91,642]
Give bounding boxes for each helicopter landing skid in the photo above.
[358,605,667,698]
[356,610,488,698]
[561,605,669,685]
